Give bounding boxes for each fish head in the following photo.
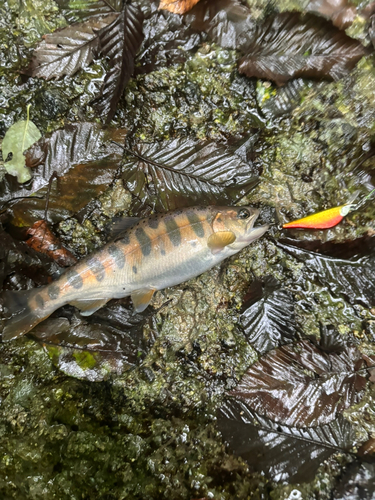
[211,206,269,250]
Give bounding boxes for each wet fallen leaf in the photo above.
[230,340,367,427]
[306,0,357,30]
[26,220,77,267]
[238,13,369,85]
[358,437,375,459]
[185,0,254,50]
[3,123,126,225]
[260,79,315,118]
[2,116,41,183]
[277,241,375,309]
[137,7,202,74]
[22,14,118,80]
[218,398,356,482]
[31,299,155,381]
[240,277,298,354]
[122,138,260,212]
[92,3,144,123]
[159,0,201,15]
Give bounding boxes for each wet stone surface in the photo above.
[1,0,375,499]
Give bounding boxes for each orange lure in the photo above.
[283,204,355,229]
[283,189,375,230]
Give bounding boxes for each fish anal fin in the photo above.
[69,298,109,316]
[207,231,236,255]
[131,288,155,313]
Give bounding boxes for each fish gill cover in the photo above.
[0,0,375,498]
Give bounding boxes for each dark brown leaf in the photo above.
[159,0,201,15]
[277,241,375,309]
[22,14,119,80]
[218,399,356,482]
[240,277,299,354]
[238,13,369,85]
[26,220,77,267]
[185,0,254,50]
[31,299,155,381]
[121,138,260,212]
[3,123,125,225]
[230,340,367,427]
[92,3,144,123]
[306,0,357,30]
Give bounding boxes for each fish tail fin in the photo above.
[1,287,58,341]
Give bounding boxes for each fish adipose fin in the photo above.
[131,288,156,313]
[69,298,109,316]
[208,231,236,255]
[2,287,56,341]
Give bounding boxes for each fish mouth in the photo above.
[247,224,269,242]
[245,208,260,231]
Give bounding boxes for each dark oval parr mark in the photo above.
[165,218,181,247]
[135,227,152,256]
[66,269,83,289]
[108,245,125,269]
[88,257,106,282]
[187,213,205,238]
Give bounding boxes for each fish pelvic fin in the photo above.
[131,288,156,313]
[1,286,61,341]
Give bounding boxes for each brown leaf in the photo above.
[26,220,77,267]
[3,123,126,226]
[22,14,119,79]
[306,0,357,30]
[230,340,368,427]
[238,13,370,86]
[159,0,201,15]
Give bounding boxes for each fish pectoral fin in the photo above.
[131,288,156,313]
[69,298,109,316]
[207,231,236,255]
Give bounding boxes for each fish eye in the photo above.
[237,208,250,219]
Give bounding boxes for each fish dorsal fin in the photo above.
[131,288,156,313]
[69,298,109,316]
[105,216,141,240]
[207,231,236,255]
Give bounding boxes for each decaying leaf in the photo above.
[92,3,144,122]
[159,0,201,15]
[229,340,367,427]
[278,241,375,309]
[240,277,298,354]
[26,220,77,267]
[2,118,42,183]
[306,0,357,30]
[2,123,125,225]
[122,138,259,212]
[238,13,369,85]
[31,299,155,381]
[22,14,119,80]
[185,0,253,50]
[218,398,356,483]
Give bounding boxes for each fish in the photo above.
[1,205,268,341]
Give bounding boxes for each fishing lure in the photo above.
[283,189,375,229]
[2,205,268,341]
